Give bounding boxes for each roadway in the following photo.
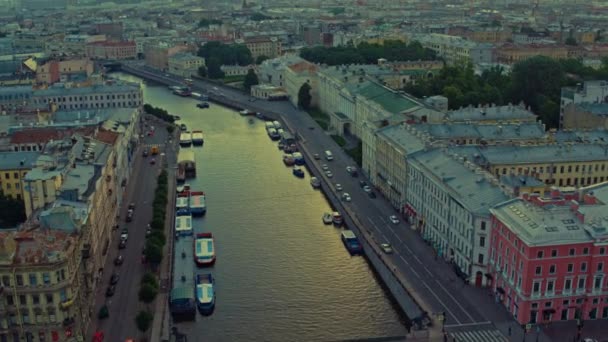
[116,64,525,339]
[88,115,175,341]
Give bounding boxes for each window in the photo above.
[564,278,572,292]
[547,280,555,294]
[28,274,36,286]
[45,294,53,304]
[568,263,574,273]
[535,266,542,275]
[479,236,485,247]
[478,254,484,264]
[13,172,18,179]
[583,247,589,255]
[545,301,552,307]
[601,247,606,255]
[42,273,50,285]
[32,294,39,305]
[578,277,586,290]
[598,263,604,272]
[537,251,544,259]
[481,221,486,231]
[16,274,23,286]
[594,276,602,290]
[533,281,541,294]
[1,275,9,286]
[19,295,26,305]
[549,265,556,274]
[581,262,587,272]
[6,295,14,305]
[569,248,575,256]
[4,173,9,179]
[551,249,557,257]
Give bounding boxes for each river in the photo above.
[115,73,407,341]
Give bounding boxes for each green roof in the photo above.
[355,82,419,114]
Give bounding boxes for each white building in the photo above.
[257,54,304,87]
[406,148,510,286]
[560,80,608,128]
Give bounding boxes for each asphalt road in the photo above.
[88,115,174,341]
[116,65,496,331]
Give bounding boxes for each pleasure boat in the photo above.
[332,212,343,226]
[292,166,305,178]
[341,230,363,255]
[189,191,206,216]
[322,213,333,224]
[194,233,215,266]
[195,273,215,315]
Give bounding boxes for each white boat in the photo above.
[332,212,343,226]
[272,120,282,129]
[310,177,321,189]
[175,209,193,236]
[179,131,192,146]
[322,213,333,224]
[189,191,206,216]
[175,194,189,211]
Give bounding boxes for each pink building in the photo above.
[489,186,608,325]
[86,41,137,60]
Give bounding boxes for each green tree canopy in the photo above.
[243,69,259,91]
[206,58,225,79]
[510,56,564,114]
[198,65,207,78]
[138,283,159,303]
[141,273,159,288]
[198,18,222,28]
[299,40,437,65]
[144,241,163,265]
[135,311,154,333]
[256,55,269,64]
[298,83,312,110]
[197,41,253,66]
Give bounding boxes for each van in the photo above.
[324,150,333,161]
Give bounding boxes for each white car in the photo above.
[321,164,329,171]
[380,243,393,254]
[120,229,128,241]
[363,185,372,193]
[342,193,351,202]
[389,215,400,224]
[325,170,333,178]
[335,183,343,191]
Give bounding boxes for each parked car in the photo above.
[380,243,393,254]
[118,240,127,249]
[389,215,400,224]
[335,183,343,191]
[363,185,372,193]
[114,255,124,265]
[105,286,116,297]
[368,192,377,199]
[142,149,148,157]
[125,210,133,222]
[346,166,358,176]
[128,203,136,210]
[342,193,351,202]
[321,164,329,171]
[313,153,320,160]
[120,229,128,241]
[325,170,333,178]
[110,273,119,285]
[150,158,156,165]
[359,180,367,188]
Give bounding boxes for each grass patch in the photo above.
[222,75,246,84]
[331,135,346,147]
[307,108,330,131]
[346,141,363,167]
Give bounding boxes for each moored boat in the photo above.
[292,152,305,165]
[267,128,280,140]
[175,192,189,211]
[292,166,305,178]
[176,164,186,183]
[189,191,206,216]
[197,102,209,109]
[175,209,193,236]
[283,154,295,166]
[341,230,363,255]
[322,212,333,224]
[332,212,343,226]
[195,273,215,315]
[179,132,192,146]
[194,233,215,266]
[191,130,204,146]
[310,177,321,189]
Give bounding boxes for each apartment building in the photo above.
[239,37,281,59]
[0,151,40,200]
[36,59,95,85]
[167,53,205,77]
[489,186,608,325]
[560,80,608,129]
[495,44,569,65]
[412,33,493,65]
[284,61,318,108]
[85,41,137,60]
[406,149,509,286]
[144,43,189,71]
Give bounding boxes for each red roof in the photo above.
[94,129,119,145]
[9,127,94,145]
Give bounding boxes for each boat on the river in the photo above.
[322,213,333,224]
[332,212,343,226]
[310,177,321,189]
[239,109,254,116]
[176,164,186,183]
[175,192,189,211]
[197,102,210,109]
[189,191,206,216]
[174,87,192,97]
[176,183,190,193]
[292,152,305,165]
[267,128,281,141]
[292,166,305,178]
[195,273,215,315]
[175,209,193,236]
[283,154,295,166]
[341,230,363,255]
[179,132,192,146]
[192,130,204,146]
[180,123,187,131]
[194,233,215,266]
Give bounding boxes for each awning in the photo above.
[496,287,505,294]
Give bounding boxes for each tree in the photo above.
[0,191,26,227]
[198,18,222,28]
[256,55,269,64]
[138,283,159,303]
[250,12,271,21]
[141,273,159,288]
[144,241,163,264]
[135,311,153,333]
[243,69,259,91]
[565,36,578,46]
[198,65,207,78]
[197,41,253,66]
[206,58,224,79]
[298,83,312,110]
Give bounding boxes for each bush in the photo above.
[139,283,159,303]
[166,125,175,134]
[135,311,154,332]
[144,241,163,264]
[141,273,159,288]
[98,305,109,319]
[148,231,166,245]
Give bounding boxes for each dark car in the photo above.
[368,192,377,199]
[128,202,136,210]
[142,149,148,157]
[105,285,116,297]
[359,180,367,188]
[150,158,156,165]
[114,255,123,265]
[126,210,133,222]
[118,240,127,249]
[110,273,119,285]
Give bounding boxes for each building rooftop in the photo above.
[355,81,421,114]
[0,227,78,265]
[413,121,546,141]
[34,80,140,97]
[0,151,40,170]
[576,102,608,116]
[376,123,426,155]
[445,104,537,122]
[410,148,510,215]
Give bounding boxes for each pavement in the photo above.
[118,64,608,342]
[87,115,175,342]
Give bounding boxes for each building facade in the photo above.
[560,81,608,129]
[240,37,281,59]
[36,59,95,85]
[0,151,40,200]
[85,41,137,60]
[167,53,205,77]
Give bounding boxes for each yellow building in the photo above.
[562,102,608,130]
[167,53,206,77]
[240,37,281,59]
[468,29,512,43]
[0,152,40,200]
[495,44,569,65]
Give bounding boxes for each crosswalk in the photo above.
[448,328,508,342]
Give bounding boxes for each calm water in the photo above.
[116,74,407,341]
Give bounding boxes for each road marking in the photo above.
[421,281,462,326]
[413,254,423,264]
[433,279,477,323]
[423,266,434,277]
[444,321,492,328]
